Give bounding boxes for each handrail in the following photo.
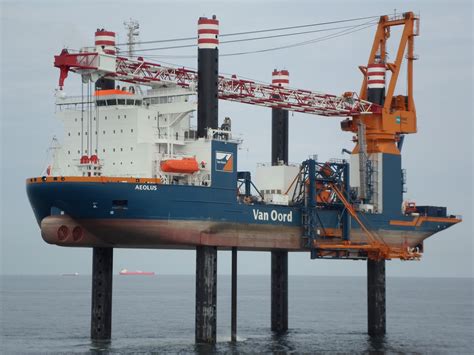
[312,182,421,260]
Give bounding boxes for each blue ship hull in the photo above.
[26,179,457,252]
[26,140,459,256]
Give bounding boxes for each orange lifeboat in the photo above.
[160,157,199,174]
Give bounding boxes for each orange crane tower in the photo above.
[342,12,419,154]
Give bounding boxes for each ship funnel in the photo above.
[271,69,290,165]
[197,16,219,138]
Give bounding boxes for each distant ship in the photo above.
[61,272,79,276]
[119,269,155,276]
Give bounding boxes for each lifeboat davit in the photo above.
[161,157,199,174]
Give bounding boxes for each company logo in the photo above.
[252,209,293,223]
[215,151,233,172]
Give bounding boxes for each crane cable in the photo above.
[142,19,377,58]
[131,20,377,53]
[115,14,381,47]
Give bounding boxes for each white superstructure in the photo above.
[255,163,300,205]
[49,83,217,185]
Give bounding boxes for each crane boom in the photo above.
[54,50,380,117]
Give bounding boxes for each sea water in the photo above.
[1,275,472,353]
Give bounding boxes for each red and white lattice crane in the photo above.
[54,50,380,117]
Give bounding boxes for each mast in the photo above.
[123,19,140,58]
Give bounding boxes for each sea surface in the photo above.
[1,275,472,353]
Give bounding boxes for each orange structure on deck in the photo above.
[160,158,200,174]
[341,12,419,155]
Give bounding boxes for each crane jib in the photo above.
[54,51,380,117]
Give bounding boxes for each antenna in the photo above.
[124,18,140,58]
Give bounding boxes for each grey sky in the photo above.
[1,0,472,277]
